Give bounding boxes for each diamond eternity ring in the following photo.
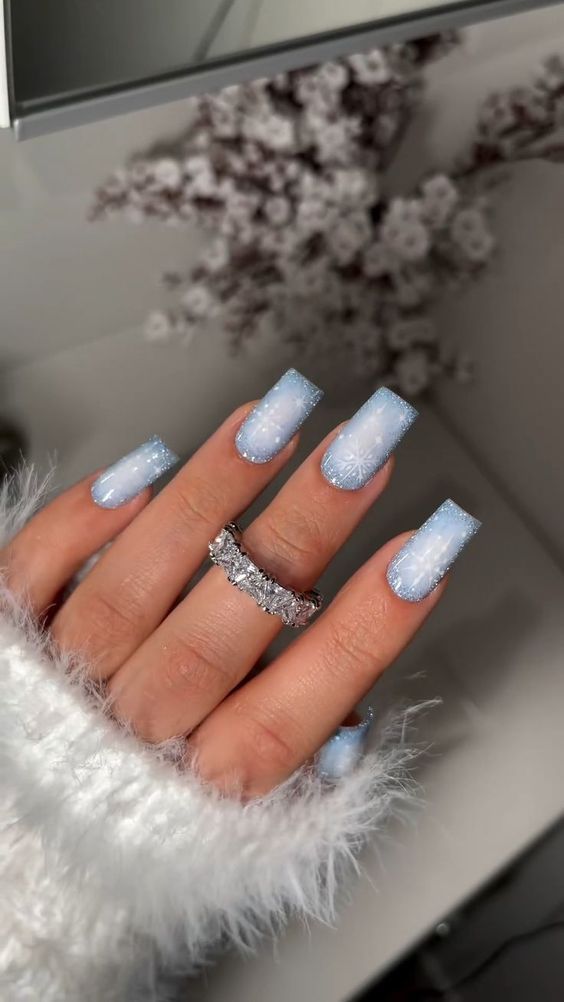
[208,522,322,628]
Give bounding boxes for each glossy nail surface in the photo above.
[387,499,481,602]
[321,387,417,491]
[236,368,323,464]
[316,709,374,780]
[91,436,179,509]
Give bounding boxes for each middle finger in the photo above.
[109,387,418,742]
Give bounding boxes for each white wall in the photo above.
[0,98,197,365]
[418,7,564,562]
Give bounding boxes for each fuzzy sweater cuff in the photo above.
[0,469,420,1001]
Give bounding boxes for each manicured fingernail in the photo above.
[387,499,481,602]
[316,708,374,780]
[236,368,323,464]
[91,435,179,509]
[321,387,417,491]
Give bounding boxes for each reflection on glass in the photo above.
[9,0,491,113]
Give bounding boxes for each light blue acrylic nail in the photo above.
[235,368,323,464]
[316,708,374,780]
[321,387,418,491]
[91,435,179,509]
[387,499,481,603]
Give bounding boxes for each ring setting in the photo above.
[209,523,322,628]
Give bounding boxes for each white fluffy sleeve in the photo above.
[0,469,420,1002]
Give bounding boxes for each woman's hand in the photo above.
[0,369,479,798]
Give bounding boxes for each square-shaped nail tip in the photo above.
[316,709,374,780]
[386,499,481,603]
[320,386,418,491]
[91,435,179,509]
[235,368,324,464]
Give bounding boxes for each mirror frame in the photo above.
[1,0,559,139]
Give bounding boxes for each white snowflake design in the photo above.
[386,499,481,601]
[236,368,323,464]
[321,387,417,491]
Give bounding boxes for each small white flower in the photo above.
[188,170,219,199]
[271,72,289,91]
[249,114,296,151]
[225,191,259,223]
[177,200,197,222]
[381,199,429,262]
[348,50,391,85]
[315,119,359,165]
[517,87,549,124]
[144,310,172,343]
[450,209,494,263]
[479,92,516,138]
[209,102,239,139]
[330,168,379,207]
[316,61,349,92]
[536,55,564,93]
[295,72,324,105]
[102,168,128,198]
[183,154,212,178]
[421,174,459,228]
[264,196,291,227]
[394,348,431,396]
[297,197,330,234]
[191,130,212,150]
[152,158,182,191]
[201,238,230,273]
[130,161,150,187]
[326,212,372,265]
[181,284,215,318]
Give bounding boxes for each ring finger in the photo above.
[108,387,418,741]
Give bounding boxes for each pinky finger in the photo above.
[191,500,480,797]
[0,469,154,618]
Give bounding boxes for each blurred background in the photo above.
[2,2,564,999]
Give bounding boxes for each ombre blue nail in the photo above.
[235,368,323,464]
[321,387,417,491]
[91,436,179,509]
[316,708,374,780]
[387,499,481,602]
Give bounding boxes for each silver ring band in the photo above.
[209,523,322,628]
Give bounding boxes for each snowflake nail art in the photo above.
[387,499,481,602]
[321,386,417,491]
[236,368,323,464]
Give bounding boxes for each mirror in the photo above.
[3,0,544,135]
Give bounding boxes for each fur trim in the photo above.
[0,467,425,1001]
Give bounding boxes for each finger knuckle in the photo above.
[322,609,383,683]
[172,476,225,536]
[236,705,297,780]
[76,589,145,647]
[258,503,325,573]
[161,630,233,704]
